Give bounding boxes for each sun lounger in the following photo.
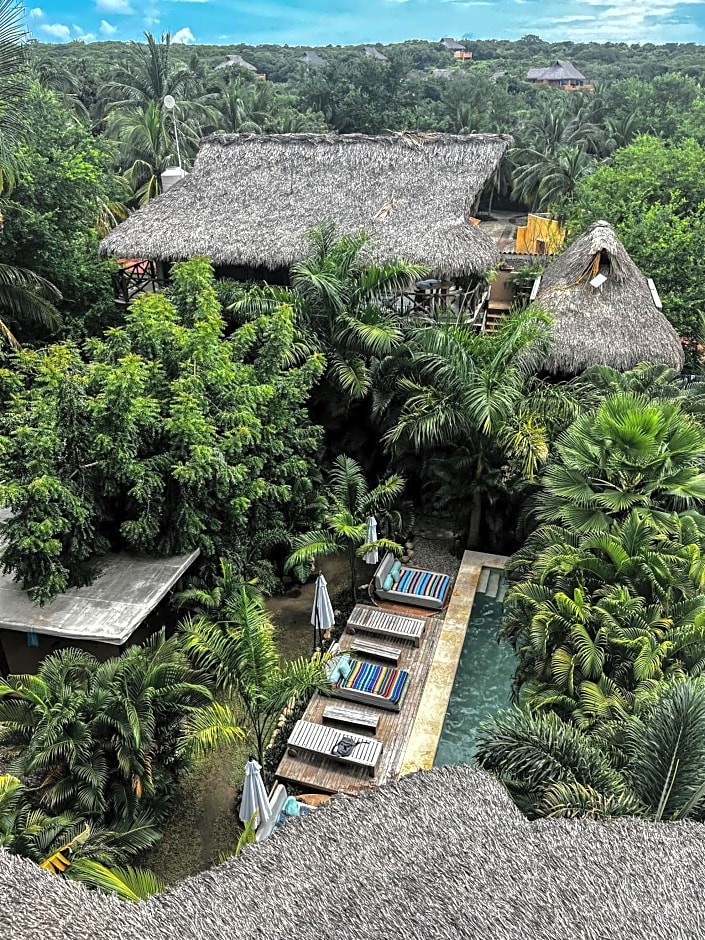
[348,603,425,647]
[333,658,410,712]
[322,704,380,733]
[374,552,452,611]
[287,719,383,776]
[349,637,401,664]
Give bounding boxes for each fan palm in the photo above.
[286,454,405,599]
[180,585,330,763]
[535,393,705,534]
[476,678,705,822]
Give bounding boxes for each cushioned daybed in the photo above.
[374,552,451,611]
[329,654,410,712]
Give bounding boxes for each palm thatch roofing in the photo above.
[440,37,467,51]
[526,60,586,82]
[535,221,684,375]
[301,50,325,64]
[99,133,511,277]
[3,765,705,939]
[214,54,257,72]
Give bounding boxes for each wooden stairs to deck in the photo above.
[484,306,510,332]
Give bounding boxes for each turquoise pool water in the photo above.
[434,576,517,766]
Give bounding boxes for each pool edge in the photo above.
[399,550,508,776]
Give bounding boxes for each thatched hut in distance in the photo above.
[534,221,684,376]
[100,133,512,310]
[4,766,705,939]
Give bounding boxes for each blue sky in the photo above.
[27,0,705,46]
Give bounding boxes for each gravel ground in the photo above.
[408,534,461,578]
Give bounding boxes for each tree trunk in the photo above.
[350,547,357,603]
[487,184,495,218]
[467,488,483,549]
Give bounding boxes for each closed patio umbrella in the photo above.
[363,516,379,565]
[239,757,272,831]
[311,571,335,649]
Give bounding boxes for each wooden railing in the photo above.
[111,260,165,306]
[386,281,487,327]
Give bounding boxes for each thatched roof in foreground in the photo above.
[535,221,684,375]
[3,765,705,940]
[99,133,511,278]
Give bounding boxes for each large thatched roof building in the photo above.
[534,221,684,375]
[99,133,511,279]
[3,765,705,939]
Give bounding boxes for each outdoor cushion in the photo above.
[396,567,450,603]
[338,654,352,679]
[334,659,410,705]
[383,573,394,591]
[390,560,402,582]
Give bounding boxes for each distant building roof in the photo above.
[214,54,258,72]
[440,37,467,51]
[301,50,325,65]
[430,68,458,79]
[0,512,199,645]
[526,60,586,82]
[364,46,388,61]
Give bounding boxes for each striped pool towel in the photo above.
[395,567,450,602]
[335,660,410,704]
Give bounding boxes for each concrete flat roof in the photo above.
[0,549,200,645]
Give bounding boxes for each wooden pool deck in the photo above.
[275,609,445,795]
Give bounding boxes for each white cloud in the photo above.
[172,26,195,43]
[96,0,134,14]
[29,7,43,17]
[100,19,117,34]
[40,22,71,40]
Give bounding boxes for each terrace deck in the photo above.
[275,609,445,795]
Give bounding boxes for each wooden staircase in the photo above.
[484,307,509,332]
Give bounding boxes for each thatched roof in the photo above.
[535,221,684,375]
[3,765,705,939]
[364,46,387,61]
[214,55,257,72]
[301,50,325,64]
[440,37,466,51]
[99,133,511,277]
[527,60,586,82]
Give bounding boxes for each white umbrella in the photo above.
[239,757,272,831]
[311,572,335,647]
[363,515,379,565]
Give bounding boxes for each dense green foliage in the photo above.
[180,583,329,763]
[0,258,324,602]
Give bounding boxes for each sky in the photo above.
[26,0,705,47]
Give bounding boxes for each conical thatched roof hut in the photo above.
[99,133,511,278]
[535,221,684,375]
[3,766,705,939]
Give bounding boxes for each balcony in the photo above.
[111,259,165,306]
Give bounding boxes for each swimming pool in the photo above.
[434,569,516,766]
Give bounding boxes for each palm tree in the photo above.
[286,454,405,599]
[107,101,197,205]
[476,678,705,822]
[0,633,244,823]
[0,774,164,899]
[232,223,424,402]
[0,0,27,189]
[180,586,330,763]
[0,263,61,347]
[386,308,555,547]
[535,393,705,534]
[99,32,196,111]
